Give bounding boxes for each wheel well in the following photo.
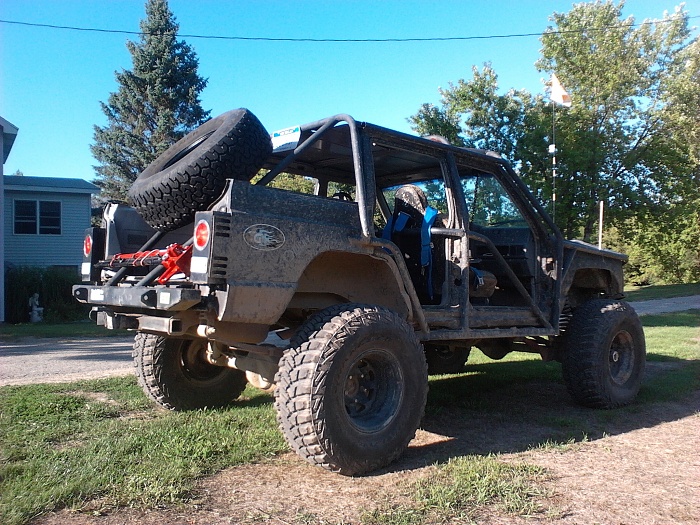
[566,268,620,308]
[286,251,411,321]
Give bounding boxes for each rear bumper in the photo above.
[72,285,202,311]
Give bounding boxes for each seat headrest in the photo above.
[394,185,428,219]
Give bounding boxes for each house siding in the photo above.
[4,188,92,268]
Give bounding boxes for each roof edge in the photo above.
[1,116,19,164]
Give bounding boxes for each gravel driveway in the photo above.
[1,295,698,387]
[626,294,699,315]
[0,336,134,386]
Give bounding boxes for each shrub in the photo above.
[3,265,90,324]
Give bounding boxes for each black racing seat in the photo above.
[384,185,442,304]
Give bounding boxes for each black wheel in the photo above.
[424,343,471,374]
[274,304,428,475]
[561,299,646,408]
[128,109,272,232]
[132,332,247,410]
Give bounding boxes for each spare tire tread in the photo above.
[128,109,272,231]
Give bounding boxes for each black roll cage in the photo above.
[259,115,566,338]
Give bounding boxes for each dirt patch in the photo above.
[64,391,120,406]
[514,414,700,525]
[32,380,699,525]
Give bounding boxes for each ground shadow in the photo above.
[383,356,699,474]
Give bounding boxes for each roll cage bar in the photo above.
[258,114,566,336]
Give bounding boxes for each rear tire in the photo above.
[561,299,645,408]
[274,304,428,475]
[133,332,247,410]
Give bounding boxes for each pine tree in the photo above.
[91,0,210,201]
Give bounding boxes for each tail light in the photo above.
[194,219,211,251]
[191,212,227,284]
[84,234,93,257]
[81,227,105,282]
[190,217,211,280]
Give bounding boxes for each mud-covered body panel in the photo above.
[193,181,409,324]
[561,240,626,307]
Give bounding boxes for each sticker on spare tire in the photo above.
[244,224,286,251]
[271,126,301,153]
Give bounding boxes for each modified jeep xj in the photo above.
[74,109,645,475]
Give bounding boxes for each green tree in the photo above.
[91,0,210,201]
[409,64,552,203]
[535,1,691,241]
[610,36,700,284]
[410,2,693,241]
[409,103,464,146]
[252,172,316,194]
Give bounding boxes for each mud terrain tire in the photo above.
[274,304,428,475]
[561,299,645,408]
[128,109,272,232]
[133,332,247,410]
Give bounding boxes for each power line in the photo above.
[0,16,696,43]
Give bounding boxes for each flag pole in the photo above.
[549,73,571,226]
[551,100,556,224]
[598,200,604,249]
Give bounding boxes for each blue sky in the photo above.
[1,0,697,182]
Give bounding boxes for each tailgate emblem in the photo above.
[244,224,285,251]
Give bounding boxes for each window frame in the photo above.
[13,199,62,236]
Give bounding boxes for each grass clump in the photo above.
[362,456,549,524]
[0,376,284,525]
[415,456,548,516]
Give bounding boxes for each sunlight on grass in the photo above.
[644,310,700,361]
[362,456,549,524]
[1,310,697,525]
[0,377,284,525]
[624,282,700,301]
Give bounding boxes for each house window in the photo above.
[39,201,61,234]
[13,200,62,235]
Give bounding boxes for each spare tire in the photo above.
[128,109,272,231]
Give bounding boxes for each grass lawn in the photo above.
[0,321,128,340]
[624,281,700,301]
[0,380,285,525]
[1,310,698,525]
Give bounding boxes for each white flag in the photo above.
[550,74,572,107]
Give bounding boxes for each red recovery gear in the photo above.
[157,244,193,284]
[107,243,193,284]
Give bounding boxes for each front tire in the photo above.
[274,304,428,475]
[561,299,645,408]
[133,333,248,410]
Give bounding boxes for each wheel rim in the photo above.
[608,330,635,386]
[163,131,216,170]
[178,340,225,383]
[343,349,403,433]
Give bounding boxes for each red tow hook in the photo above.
[157,244,193,284]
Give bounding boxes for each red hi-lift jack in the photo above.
[104,243,193,284]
